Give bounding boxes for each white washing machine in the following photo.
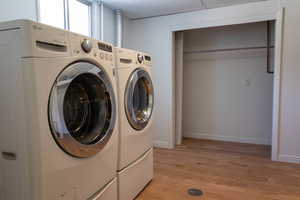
[115,48,154,200]
[0,20,119,200]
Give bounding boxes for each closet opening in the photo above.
[174,21,278,160]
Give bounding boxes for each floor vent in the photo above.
[187,188,204,196]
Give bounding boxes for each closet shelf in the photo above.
[184,45,275,54]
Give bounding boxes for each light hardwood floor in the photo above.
[137,138,300,200]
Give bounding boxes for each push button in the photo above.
[100,53,104,59]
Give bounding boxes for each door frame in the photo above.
[169,8,284,161]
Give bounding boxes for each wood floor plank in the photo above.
[137,138,300,200]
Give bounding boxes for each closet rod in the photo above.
[184,45,275,54]
[267,21,274,74]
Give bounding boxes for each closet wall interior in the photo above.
[181,21,275,148]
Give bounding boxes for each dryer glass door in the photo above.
[125,68,154,130]
[48,62,116,158]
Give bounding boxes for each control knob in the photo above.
[81,39,93,53]
[137,54,144,64]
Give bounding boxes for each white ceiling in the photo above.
[102,0,267,19]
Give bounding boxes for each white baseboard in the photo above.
[153,140,170,149]
[278,154,300,164]
[184,132,271,145]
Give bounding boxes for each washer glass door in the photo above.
[125,68,154,130]
[48,62,116,158]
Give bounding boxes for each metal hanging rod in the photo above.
[184,45,275,54]
[267,21,274,74]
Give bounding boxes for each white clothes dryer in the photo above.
[115,48,154,200]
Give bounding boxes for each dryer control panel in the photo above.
[145,55,151,62]
[116,48,139,69]
[143,53,152,67]
[137,53,144,64]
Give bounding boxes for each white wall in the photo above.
[123,15,132,48]
[182,22,274,145]
[277,0,300,163]
[124,0,280,148]
[102,4,116,45]
[0,0,37,22]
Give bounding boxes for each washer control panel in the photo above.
[98,42,113,53]
[97,42,114,63]
[69,33,114,67]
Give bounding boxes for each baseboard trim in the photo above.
[153,140,170,149]
[278,154,300,164]
[184,132,271,145]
